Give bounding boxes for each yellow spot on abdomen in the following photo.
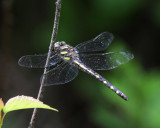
[95,75,100,78]
[116,91,119,94]
[74,60,94,75]
[88,70,94,75]
[80,64,87,70]
[74,60,88,70]
[110,86,114,90]
[103,81,107,84]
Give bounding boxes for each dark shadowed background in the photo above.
[1,0,160,128]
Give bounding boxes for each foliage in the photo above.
[0,96,58,128]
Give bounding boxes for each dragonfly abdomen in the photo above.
[73,59,128,100]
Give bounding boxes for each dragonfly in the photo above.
[18,32,134,100]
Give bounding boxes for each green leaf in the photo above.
[0,99,4,112]
[3,95,58,114]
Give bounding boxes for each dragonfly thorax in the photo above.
[54,41,79,62]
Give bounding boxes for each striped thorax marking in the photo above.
[61,45,69,49]
[64,57,70,60]
[60,51,68,54]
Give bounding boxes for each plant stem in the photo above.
[28,0,62,127]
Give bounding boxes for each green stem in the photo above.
[0,114,6,128]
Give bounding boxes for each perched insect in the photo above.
[18,32,134,100]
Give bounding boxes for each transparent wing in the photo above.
[75,32,114,53]
[18,52,62,68]
[79,50,134,70]
[42,62,79,86]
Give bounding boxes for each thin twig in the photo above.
[28,0,61,127]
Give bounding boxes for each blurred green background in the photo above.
[1,0,160,128]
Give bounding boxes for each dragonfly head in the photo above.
[54,41,66,51]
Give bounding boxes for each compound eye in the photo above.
[54,42,60,49]
[61,41,66,45]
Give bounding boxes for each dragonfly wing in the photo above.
[75,32,114,53]
[79,50,134,70]
[42,62,79,86]
[18,52,62,68]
